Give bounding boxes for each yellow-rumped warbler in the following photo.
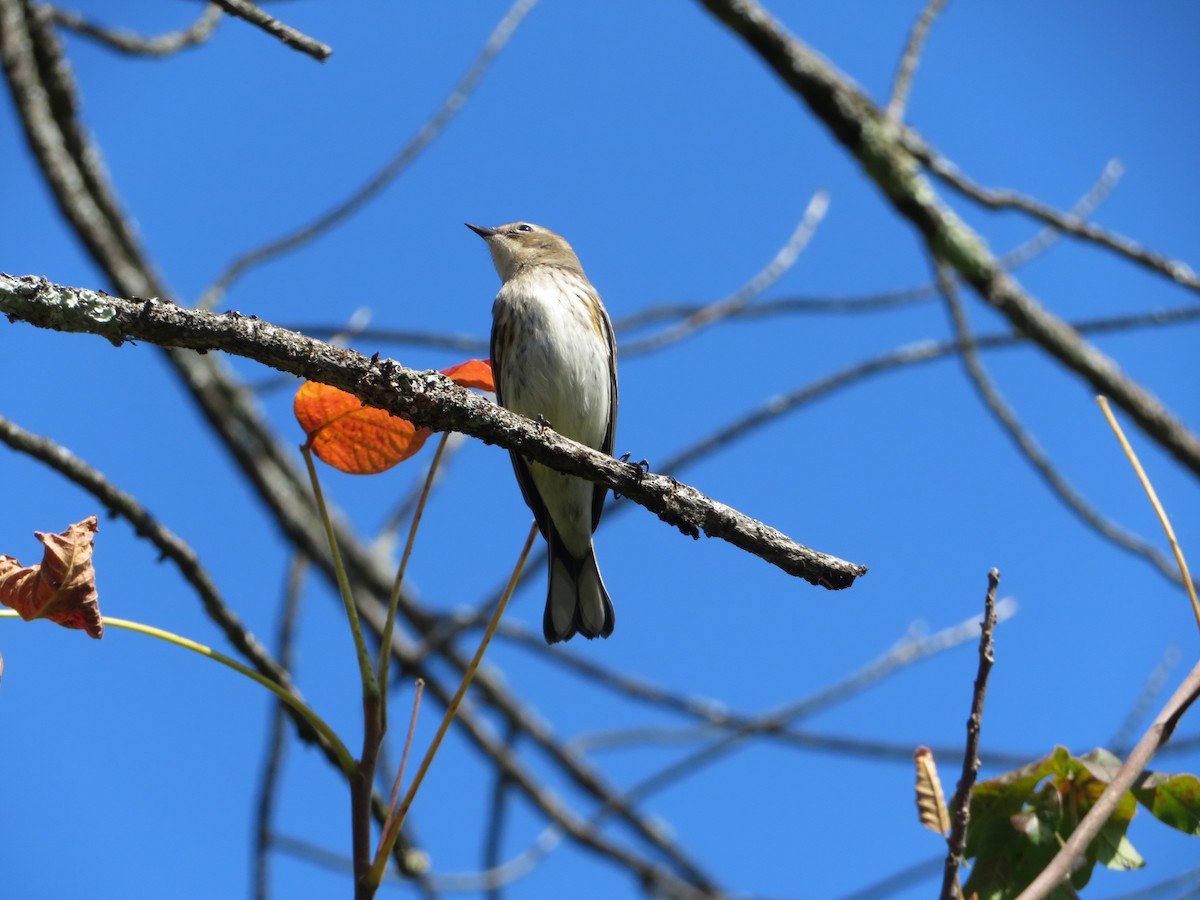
[467,221,617,643]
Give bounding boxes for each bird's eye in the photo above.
[516,223,533,232]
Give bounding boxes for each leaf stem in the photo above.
[365,522,538,888]
[0,610,357,779]
[378,432,450,714]
[301,443,378,698]
[1096,396,1200,632]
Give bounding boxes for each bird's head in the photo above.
[466,222,583,281]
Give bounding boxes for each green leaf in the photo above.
[1095,823,1145,872]
[1133,772,1200,835]
[1078,747,1123,783]
[967,747,1071,859]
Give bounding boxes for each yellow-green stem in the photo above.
[378,433,450,714]
[375,679,425,865]
[366,522,538,887]
[0,610,358,778]
[1097,396,1200,632]
[301,443,378,700]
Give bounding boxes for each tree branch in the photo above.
[940,568,999,900]
[42,3,222,57]
[1015,657,1200,900]
[694,0,1200,479]
[208,0,330,61]
[0,273,868,590]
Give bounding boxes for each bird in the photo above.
[467,221,617,643]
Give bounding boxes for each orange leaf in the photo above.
[442,358,494,392]
[293,359,494,475]
[294,381,429,475]
[0,516,103,639]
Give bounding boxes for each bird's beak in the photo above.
[465,223,496,239]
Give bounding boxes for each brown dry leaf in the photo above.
[0,516,103,639]
[914,745,951,835]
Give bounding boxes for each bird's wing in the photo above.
[593,299,618,533]
[491,307,553,540]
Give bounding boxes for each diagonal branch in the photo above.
[2,4,721,887]
[198,0,539,310]
[930,261,1186,587]
[209,0,330,61]
[1015,658,1200,900]
[623,190,829,355]
[0,274,867,590]
[920,150,1200,295]
[694,0,1200,479]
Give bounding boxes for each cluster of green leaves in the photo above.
[964,746,1200,899]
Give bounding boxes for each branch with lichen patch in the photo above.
[0,273,866,590]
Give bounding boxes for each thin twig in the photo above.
[886,0,950,123]
[932,261,1186,590]
[378,678,425,865]
[2,274,869,591]
[208,0,330,61]
[44,3,222,56]
[1016,402,1200,900]
[443,602,1017,890]
[0,414,322,729]
[695,0,1200,477]
[254,553,308,900]
[3,1,714,888]
[940,569,999,900]
[1015,658,1200,900]
[198,0,539,309]
[623,190,829,355]
[368,525,538,890]
[379,432,450,714]
[1097,396,1200,632]
[921,150,1200,295]
[483,719,521,900]
[1000,159,1124,269]
[1108,646,1182,756]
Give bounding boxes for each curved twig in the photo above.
[197,0,539,310]
[623,190,829,355]
[694,0,1200,477]
[885,0,951,123]
[43,3,222,56]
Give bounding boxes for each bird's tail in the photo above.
[544,533,614,643]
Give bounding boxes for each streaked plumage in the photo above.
[467,221,617,643]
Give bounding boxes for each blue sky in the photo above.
[3,2,1199,898]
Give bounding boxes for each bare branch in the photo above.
[1109,646,1182,756]
[208,0,330,61]
[198,0,540,309]
[0,414,306,720]
[920,149,1200,295]
[1015,658,1200,900]
[940,569,999,900]
[932,261,1187,587]
[694,0,1200,478]
[255,554,308,900]
[0,274,869,591]
[3,6,719,887]
[886,0,951,123]
[623,190,829,354]
[43,3,222,56]
[1,0,163,295]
